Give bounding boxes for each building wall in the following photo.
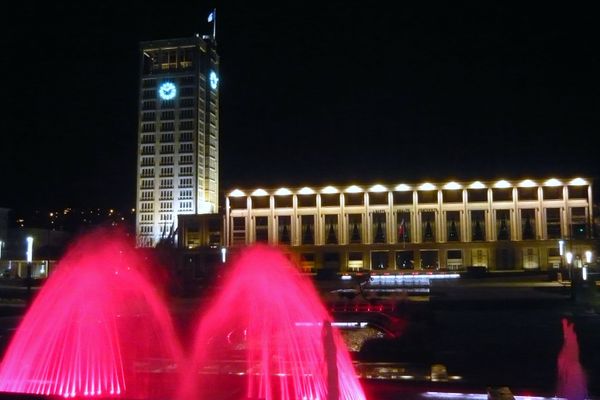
[225,178,595,271]
[135,36,219,247]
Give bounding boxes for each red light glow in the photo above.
[182,244,366,400]
[0,231,183,398]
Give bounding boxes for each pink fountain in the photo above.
[0,231,183,399]
[557,318,587,400]
[182,244,366,400]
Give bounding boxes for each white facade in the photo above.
[136,36,219,247]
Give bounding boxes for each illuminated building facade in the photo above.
[136,36,219,247]
[222,178,595,271]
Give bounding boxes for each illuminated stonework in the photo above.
[136,36,220,247]
[225,178,594,271]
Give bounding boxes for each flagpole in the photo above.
[213,9,216,40]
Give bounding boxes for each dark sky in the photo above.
[2,2,599,212]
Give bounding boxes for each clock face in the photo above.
[209,71,219,90]
[158,82,177,100]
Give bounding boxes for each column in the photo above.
[269,195,275,244]
[437,190,444,242]
[225,196,231,246]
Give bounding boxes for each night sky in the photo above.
[3,2,599,213]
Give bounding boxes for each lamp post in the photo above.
[566,251,574,300]
[26,236,33,295]
[583,250,592,281]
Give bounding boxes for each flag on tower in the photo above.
[207,9,216,40]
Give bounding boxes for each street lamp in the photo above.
[585,250,593,264]
[583,250,592,281]
[26,236,33,294]
[566,251,575,300]
[559,240,565,256]
[26,236,33,263]
[566,251,573,271]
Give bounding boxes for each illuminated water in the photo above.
[556,318,587,400]
[0,232,183,399]
[182,244,366,400]
[2,235,584,400]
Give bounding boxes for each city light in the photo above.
[209,70,219,90]
[494,180,511,188]
[345,185,362,193]
[394,183,411,191]
[569,177,587,186]
[297,187,315,195]
[443,182,462,190]
[418,182,436,191]
[369,184,388,192]
[519,179,537,187]
[559,240,565,256]
[229,189,246,197]
[251,188,268,196]
[158,81,177,100]
[566,251,573,265]
[468,181,486,189]
[321,186,339,194]
[26,236,33,263]
[585,250,592,263]
[274,188,292,196]
[544,178,562,186]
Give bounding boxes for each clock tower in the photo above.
[135,35,219,247]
